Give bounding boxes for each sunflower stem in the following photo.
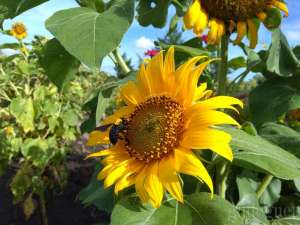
[256,174,273,199]
[217,35,229,95]
[216,161,230,199]
[112,48,131,75]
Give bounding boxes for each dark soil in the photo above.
[0,151,110,225]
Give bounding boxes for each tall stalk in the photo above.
[217,35,229,95]
[216,35,230,198]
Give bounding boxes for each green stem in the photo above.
[217,35,229,95]
[256,174,273,199]
[216,161,230,199]
[112,48,131,75]
[39,192,48,225]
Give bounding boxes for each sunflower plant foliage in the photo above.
[1,0,300,224]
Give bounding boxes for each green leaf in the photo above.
[0,43,19,50]
[266,29,300,77]
[137,0,171,28]
[61,109,78,127]
[264,8,282,30]
[45,0,134,68]
[271,216,300,225]
[111,193,243,225]
[259,178,281,208]
[96,87,113,124]
[249,79,300,126]
[158,42,209,57]
[259,122,300,158]
[22,138,55,168]
[223,127,300,180]
[228,57,246,70]
[236,174,270,225]
[41,39,80,91]
[0,0,48,26]
[10,97,35,133]
[78,165,114,213]
[294,179,300,192]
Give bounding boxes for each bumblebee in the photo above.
[95,118,128,145]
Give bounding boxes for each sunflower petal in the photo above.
[86,130,110,146]
[272,0,289,17]
[135,168,149,203]
[144,163,164,208]
[102,106,134,125]
[186,110,240,128]
[247,19,259,49]
[158,154,183,202]
[120,81,143,105]
[85,148,112,159]
[234,21,247,45]
[184,0,201,29]
[174,148,213,195]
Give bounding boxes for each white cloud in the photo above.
[135,36,154,49]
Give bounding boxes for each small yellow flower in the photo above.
[184,0,288,48]
[4,126,14,136]
[10,22,28,40]
[87,47,243,208]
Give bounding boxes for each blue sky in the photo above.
[1,0,300,74]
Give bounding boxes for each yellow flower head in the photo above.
[10,22,28,40]
[87,48,243,208]
[184,0,288,48]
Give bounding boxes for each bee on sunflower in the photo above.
[10,22,28,40]
[86,47,243,208]
[184,0,288,48]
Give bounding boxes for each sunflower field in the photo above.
[1,0,300,225]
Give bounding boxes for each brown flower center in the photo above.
[200,0,268,21]
[124,96,184,162]
[13,24,26,35]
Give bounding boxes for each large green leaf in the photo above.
[10,97,35,133]
[266,29,300,77]
[259,123,300,158]
[111,193,243,225]
[271,217,300,225]
[249,79,300,126]
[45,0,134,68]
[40,39,80,91]
[223,127,300,180]
[236,174,270,225]
[137,0,171,28]
[0,0,48,26]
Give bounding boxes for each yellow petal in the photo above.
[234,21,247,45]
[208,19,218,45]
[181,128,233,161]
[216,20,225,43]
[247,19,259,49]
[135,167,149,203]
[193,9,208,35]
[145,51,164,94]
[164,46,175,76]
[86,130,110,146]
[104,162,130,188]
[101,106,134,125]
[257,12,267,22]
[183,0,201,29]
[144,162,164,208]
[158,154,183,202]
[187,96,243,113]
[174,147,213,195]
[193,82,208,101]
[186,110,240,128]
[272,0,289,17]
[137,63,151,95]
[120,81,144,106]
[85,148,112,159]
[115,174,135,194]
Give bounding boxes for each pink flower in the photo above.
[145,49,160,58]
[201,35,208,44]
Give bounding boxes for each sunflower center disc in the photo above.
[200,0,267,21]
[124,96,184,162]
[14,24,26,35]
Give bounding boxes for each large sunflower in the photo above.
[184,0,288,48]
[87,47,243,208]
